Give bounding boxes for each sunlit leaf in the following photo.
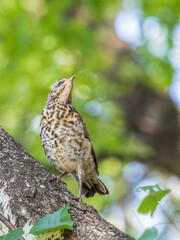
[137,185,170,216]
[29,205,74,236]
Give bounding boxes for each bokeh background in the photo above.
[0,0,180,239]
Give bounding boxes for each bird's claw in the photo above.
[71,195,82,203]
[48,175,67,186]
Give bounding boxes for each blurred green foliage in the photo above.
[0,0,152,176]
[137,227,158,240]
[0,0,180,239]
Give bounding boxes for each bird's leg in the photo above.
[48,171,68,186]
[72,177,82,203]
[72,169,82,202]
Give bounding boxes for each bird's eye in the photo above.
[57,81,63,86]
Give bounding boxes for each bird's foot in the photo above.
[48,175,67,186]
[71,194,82,203]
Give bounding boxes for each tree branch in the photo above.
[0,126,134,240]
[0,213,25,240]
[119,84,180,176]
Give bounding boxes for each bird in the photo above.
[40,75,109,202]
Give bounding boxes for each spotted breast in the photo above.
[40,103,94,176]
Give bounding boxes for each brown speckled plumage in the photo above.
[40,76,109,201]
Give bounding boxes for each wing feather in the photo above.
[73,108,99,174]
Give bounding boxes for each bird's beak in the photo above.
[69,75,75,82]
[63,75,75,85]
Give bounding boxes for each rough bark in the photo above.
[0,126,134,240]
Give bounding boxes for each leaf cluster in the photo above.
[0,205,74,240]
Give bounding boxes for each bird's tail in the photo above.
[82,178,109,198]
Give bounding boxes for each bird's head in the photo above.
[47,75,75,104]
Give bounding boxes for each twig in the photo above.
[158,203,180,233]
[0,213,15,231]
[0,213,25,240]
[131,210,144,229]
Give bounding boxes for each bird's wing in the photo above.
[83,123,98,170]
[74,108,99,174]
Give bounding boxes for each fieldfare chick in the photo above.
[40,76,109,202]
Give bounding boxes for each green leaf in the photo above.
[137,227,158,240]
[29,205,74,236]
[137,185,170,216]
[34,229,64,240]
[138,195,158,216]
[0,229,24,240]
[136,184,170,195]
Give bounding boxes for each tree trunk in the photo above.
[0,126,134,240]
[119,84,180,176]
